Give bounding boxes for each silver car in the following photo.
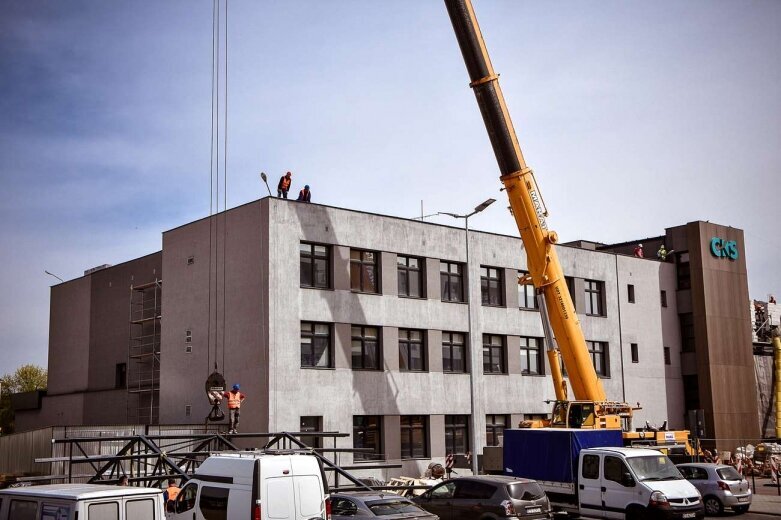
[676,463,751,515]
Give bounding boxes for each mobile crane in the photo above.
[444,0,694,454]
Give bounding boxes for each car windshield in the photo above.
[716,467,743,481]
[507,482,545,501]
[367,499,425,516]
[627,455,682,481]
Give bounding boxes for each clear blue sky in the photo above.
[1,0,779,375]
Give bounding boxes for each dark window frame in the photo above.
[301,322,333,368]
[352,325,381,370]
[680,313,695,353]
[300,416,323,449]
[628,284,635,303]
[587,340,609,377]
[676,252,691,290]
[445,415,470,455]
[353,415,384,461]
[482,334,506,374]
[399,328,426,372]
[440,261,465,303]
[350,249,380,294]
[584,279,605,317]
[660,290,668,308]
[486,414,508,447]
[400,415,429,459]
[397,255,425,298]
[520,336,543,375]
[300,242,331,289]
[663,346,671,365]
[518,270,539,310]
[630,343,639,363]
[115,363,127,389]
[480,266,504,307]
[442,331,467,373]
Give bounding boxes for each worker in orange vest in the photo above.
[163,478,180,512]
[277,171,292,198]
[222,383,246,434]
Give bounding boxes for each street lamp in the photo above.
[44,270,64,283]
[438,197,496,475]
[259,172,272,197]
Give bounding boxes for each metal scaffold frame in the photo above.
[127,279,162,424]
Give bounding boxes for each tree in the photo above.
[0,364,47,434]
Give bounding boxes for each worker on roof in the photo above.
[633,243,644,258]
[221,383,246,434]
[297,184,312,202]
[657,244,671,261]
[163,478,181,512]
[277,171,292,198]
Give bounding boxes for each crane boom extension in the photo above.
[444,0,606,403]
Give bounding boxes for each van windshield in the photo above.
[507,482,545,501]
[367,499,425,516]
[627,455,682,481]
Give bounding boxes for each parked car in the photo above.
[331,491,438,520]
[676,463,751,515]
[412,476,551,520]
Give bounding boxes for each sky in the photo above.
[1,0,779,376]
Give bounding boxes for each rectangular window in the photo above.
[628,284,635,303]
[520,336,543,375]
[587,340,609,377]
[400,415,428,459]
[399,329,426,372]
[300,242,330,288]
[300,416,323,449]
[351,249,379,293]
[115,363,127,389]
[486,414,508,447]
[442,332,467,373]
[301,322,332,368]
[584,280,605,316]
[352,325,381,370]
[631,343,639,363]
[10,500,38,520]
[482,334,505,374]
[480,266,504,306]
[663,346,671,365]
[397,255,424,298]
[517,271,539,310]
[185,329,192,343]
[440,261,465,302]
[566,276,577,310]
[353,415,383,461]
[185,405,191,417]
[677,252,691,290]
[199,487,229,518]
[660,290,668,308]
[680,313,695,353]
[445,415,470,455]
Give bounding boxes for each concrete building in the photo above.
[17,198,760,474]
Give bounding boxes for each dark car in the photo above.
[412,476,551,520]
[331,491,439,520]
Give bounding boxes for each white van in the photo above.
[0,483,165,520]
[577,447,704,520]
[168,452,329,520]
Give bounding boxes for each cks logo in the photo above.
[710,237,738,260]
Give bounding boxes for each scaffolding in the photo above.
[127,279,162,424]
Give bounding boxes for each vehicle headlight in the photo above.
[649,491,670,508]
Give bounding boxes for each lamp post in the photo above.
[44,270,64,283]
[438,197,496,475]
[259,172,272,197]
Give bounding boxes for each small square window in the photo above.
[187,256,195,265]
[185,345,192,353]
[630,343,639,363]
[628,284,635,304]
[185,329,192,343]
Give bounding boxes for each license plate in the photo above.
[682,513,696,518]
[526,507,542,514]
[738,497,749,502]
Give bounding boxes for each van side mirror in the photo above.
[622,472,636,487]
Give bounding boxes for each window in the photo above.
[628,284,635,303]
[566,276,576,310]
[187,256,195,265]
[185,329,192,343]
[300,242,330,288]
[185,405,191,417]
[351,249,379,293]
[440,261,465,302]
[398,255,424,298]
[352,326,381,370]
[199,486,229,520]
[680,313,695,352]
[42,504,72,520]
[10,500,38,520]
[115,363,127,389]
[482,334,505,374]
[431,481,456,499]
[126,499,155,520]
[332,498,359,517]
[445,415,470,455]
[520,336,543,375]
[660,290,668,308]
[455,480,497,499]
[676,252,691,290]
[442,332,467,373]
[582,454,600,479]
[631,343,639,363]
[604,456,629,484]
[354,415,383,461]
[480,266,503,306]
[175,483,198,514]
[399,329,426,372]
[584,279,605,316]
[518,271,538,310]
[587,340,609,377]
[486,414,508,447]
[185,345,192,353]
[300,416,323,449]
[664,347,671,365]
[683,375,700,410]
[301,322,332,368]
[88,502,119,520]
[401,415,428,458]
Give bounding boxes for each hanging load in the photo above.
[205,370,226,422]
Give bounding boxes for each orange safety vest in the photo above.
[281,177,291,190]
[166,485,180,502]
[227,391,243,409]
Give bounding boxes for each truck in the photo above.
[503,429,704,520]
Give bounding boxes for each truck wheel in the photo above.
[703,496,723,515]
[625,505,647,520]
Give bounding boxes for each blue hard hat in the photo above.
[305,185,310,189]
[232,384,240,391]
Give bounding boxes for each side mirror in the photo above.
[622,472,636,487]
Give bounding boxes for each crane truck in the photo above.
[443,0,695,457]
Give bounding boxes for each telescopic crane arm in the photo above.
[444,0,606,403]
